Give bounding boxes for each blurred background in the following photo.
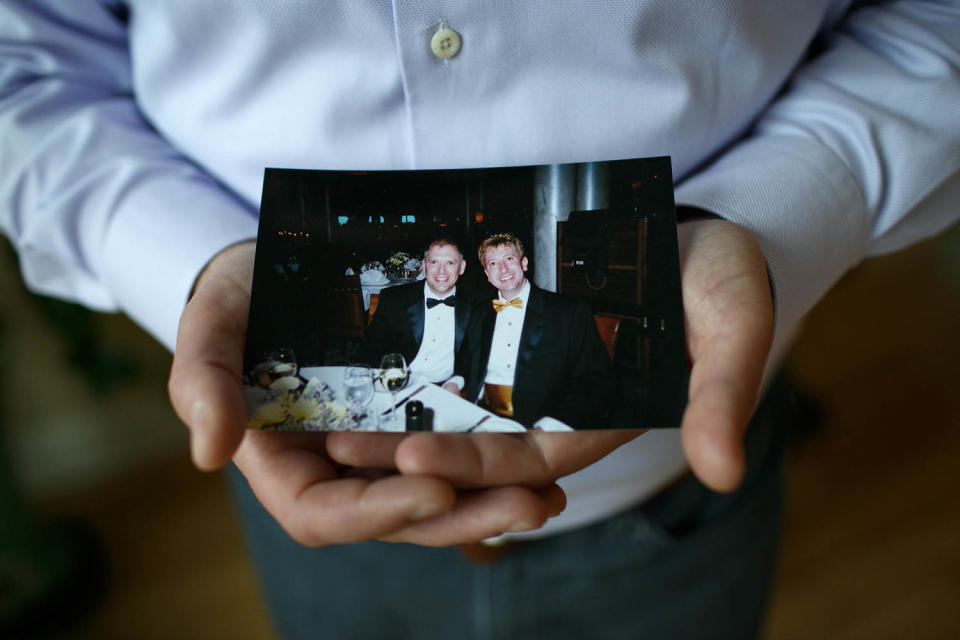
[1,219,958,639]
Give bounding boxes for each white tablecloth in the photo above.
[300,366,526,432]
[346,267,422,310]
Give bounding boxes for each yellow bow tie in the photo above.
[492,297,523,312]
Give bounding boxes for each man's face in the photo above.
[482,243,528,299]
[424,243,465,297]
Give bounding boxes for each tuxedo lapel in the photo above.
[403,287,425,349]
[453,287,475,353]
[454,294,470,352]
[517,287,545,374]
[477,303,496,394]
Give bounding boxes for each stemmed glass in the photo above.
[379,353,409,427]
[343,365,376,430]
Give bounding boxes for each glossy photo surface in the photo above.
[243,158,687,432]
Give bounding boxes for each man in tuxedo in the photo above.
[459,232,615,429]
[361,237,479,390]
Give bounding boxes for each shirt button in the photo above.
[431,28,461,59]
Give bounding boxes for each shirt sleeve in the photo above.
[675,0,960,353]
[0,1,259,351]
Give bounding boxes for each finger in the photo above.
[538,482,568,517]
[168,242,255,470]
[391,430,640,489]
[325,432,407,470]
[677,220,774,492]
[377,483,566,546]
[681,330,767,491]
[340,467,398,481]
[235,430,456,546]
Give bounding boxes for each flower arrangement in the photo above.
[383,251,422,279]
[244,376,351,431]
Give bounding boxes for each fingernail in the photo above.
[190,401,213,467]
[410,500,448,521]
[506,520,539,533]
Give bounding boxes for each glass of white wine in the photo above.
[379,353,409,428]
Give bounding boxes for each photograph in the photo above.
[242,158,688,432]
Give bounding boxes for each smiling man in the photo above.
[361,237,480,386]
[458,232,616,429]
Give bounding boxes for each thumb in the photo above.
[168,241,255,470]
[678,220,773,492]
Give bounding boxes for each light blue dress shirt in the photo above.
[2,1,959,535]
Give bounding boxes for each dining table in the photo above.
[300,366,528,433]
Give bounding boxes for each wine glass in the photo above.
[379,353,409,427]
[343,365,376,430]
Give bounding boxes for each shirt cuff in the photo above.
[532,416,574,432]
[675,134,868,357]
[101,174,259,352]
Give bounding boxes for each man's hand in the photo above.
[167,241,563,546]
[329,218,773,496]
[441,381,461,395]
[168,241,254,471]
[676,218,773,491]
[326,428,640,544]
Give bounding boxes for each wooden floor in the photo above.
[8,223,960,639]
[767,224,960,640]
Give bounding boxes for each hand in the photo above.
[326,429,641,544]
[441,381,461,395]
[167,241,563,546]
[675,218,774,491]
[330,218,773,502]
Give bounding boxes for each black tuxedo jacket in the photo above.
[361,281,480,379]
[458,285,615,429]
